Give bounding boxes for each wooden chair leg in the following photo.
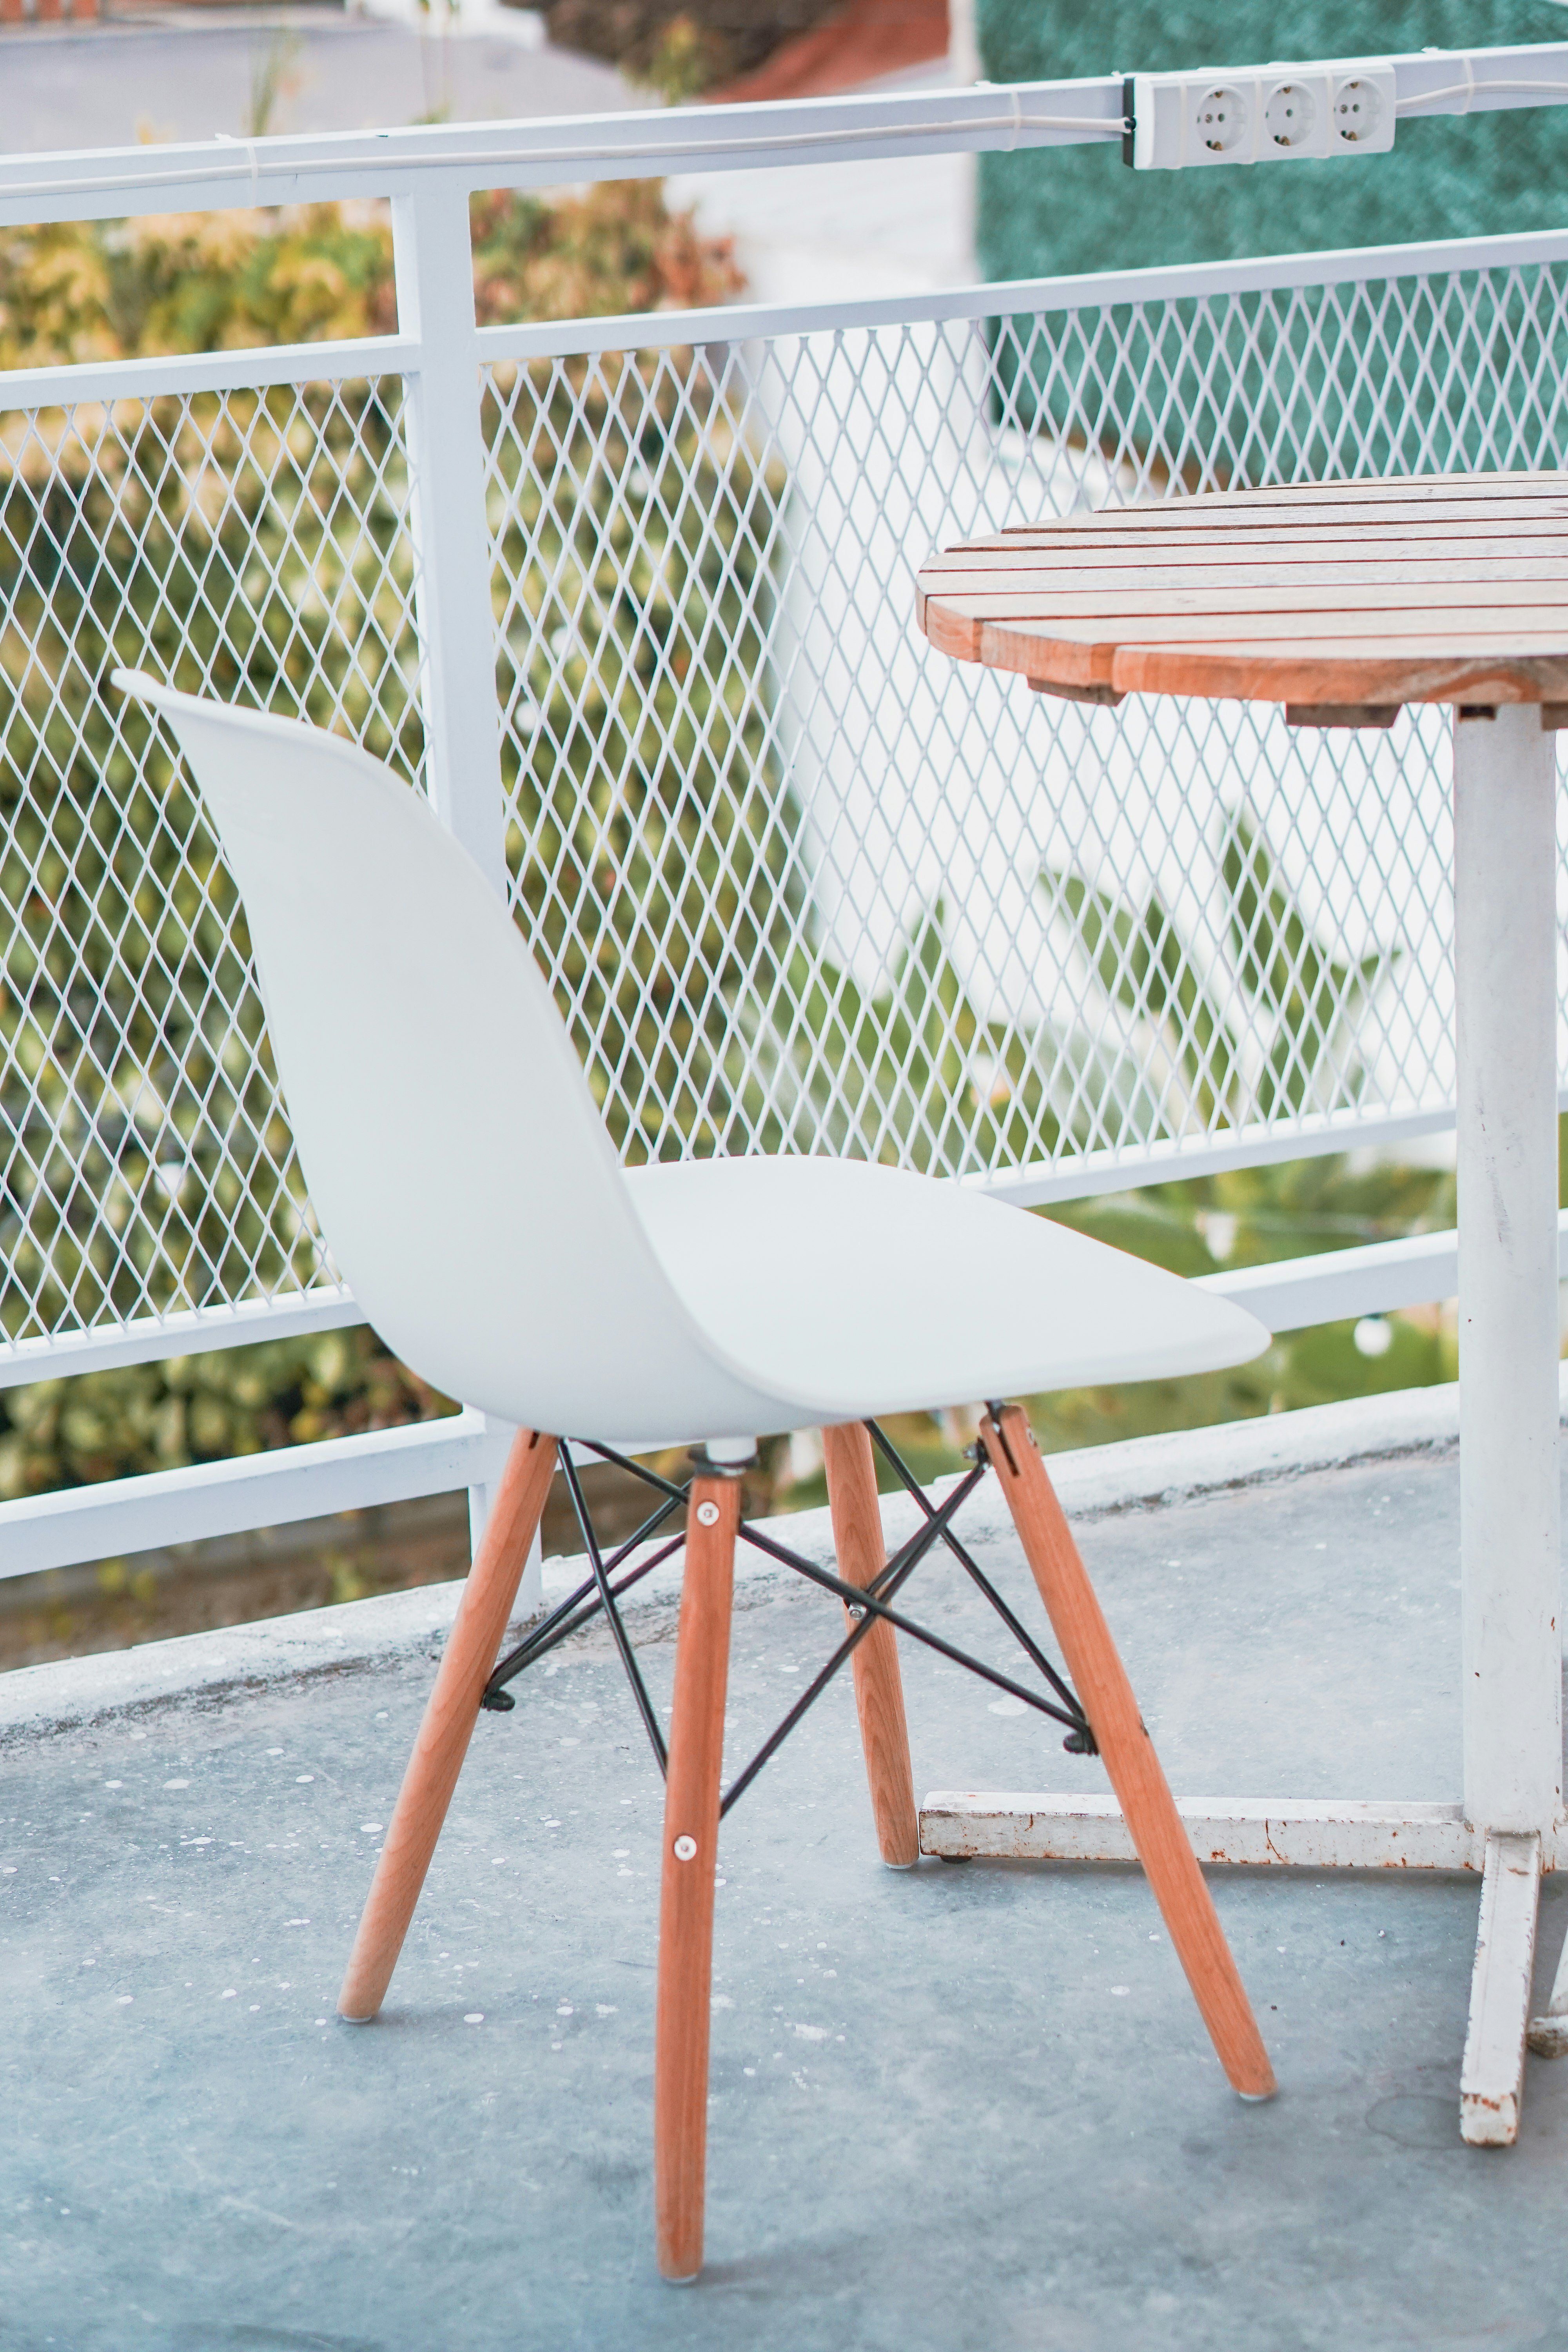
[823,1421,919,1867]
[338,1428,558,2022]
[655,1472,738,2283]
[981,1405,1276,2101]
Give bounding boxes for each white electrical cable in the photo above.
[0,107,1124,207]
[1396,72,1568,111]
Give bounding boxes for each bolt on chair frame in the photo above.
[339,1402,1275,2282]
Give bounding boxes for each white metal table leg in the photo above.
[1462,1831,1543,2142]
[468,1418,543,1622]
[921,705,1567,2139]
[1453,701,1563,2145]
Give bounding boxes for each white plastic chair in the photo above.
[115,672,1276,2279]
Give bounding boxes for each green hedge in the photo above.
[0,187,757,1495]
[0,1325,452,1503]
[977,0,1568,285]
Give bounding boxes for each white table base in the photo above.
[927,705,1567,2146]
[917,1793,1559,1872]
[917,1797,1561,2136]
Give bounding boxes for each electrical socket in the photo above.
[1129,59,1396,169]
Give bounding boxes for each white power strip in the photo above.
[1128,59,1398,169]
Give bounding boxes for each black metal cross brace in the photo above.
[477,1422,1095,1814]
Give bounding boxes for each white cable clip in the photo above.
[1008,87,1022,152]
[1460,51,1476,115]
[212,129,262,208]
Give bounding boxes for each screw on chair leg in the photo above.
[823,1421,919,1868]
[338,1428,558,2023]
[981,1405,1276,2102]
[655,1473,739,2283]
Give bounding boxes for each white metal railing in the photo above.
[7,52,1568,1579]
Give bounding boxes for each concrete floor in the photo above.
[5,1388,1568,2352]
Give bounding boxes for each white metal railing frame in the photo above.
[7,49,1568,1579]
[3,41,1568,224]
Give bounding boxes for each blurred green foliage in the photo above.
[1,381,415,1345]
[542,0,841,96]
[1053,807,1396,1133]
[1042,1145,1459,1443]
[735,907,1065,1172]
[0,1325,452,1503]
[0,183,742,371]
[0,183,748,1490]
[635,13,734,102]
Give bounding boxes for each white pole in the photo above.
[469,1438,544,1622]
[1454,702,1562,1838]
[393,185,526,1584]
[391,183,508,887]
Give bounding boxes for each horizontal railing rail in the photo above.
[4,42,1568,223]
[7,66,1568,1579]
[0,336,423,413]
[477,218,1568,360]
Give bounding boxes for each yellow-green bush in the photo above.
[0,1326,452,1502]
[0,183,742,370]
[0,183,746,1497]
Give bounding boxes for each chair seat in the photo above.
[622,1155,1266,1439]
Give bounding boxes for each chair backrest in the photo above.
[113,675,776,1440]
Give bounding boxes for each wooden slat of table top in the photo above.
[996,499,1568,523]
[999,501,1568,539]
[916,474,1568,706]
[999,472,1568,519]
[925,578,1568,613]
[921,538,1568,577]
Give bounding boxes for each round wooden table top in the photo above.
[915,472,1568,720]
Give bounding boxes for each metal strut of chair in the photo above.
[477,1417,1098,1803]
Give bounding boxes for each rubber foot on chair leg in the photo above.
[338,2012,377,2026]
[883,1858,917,1871]
[1237,2089,1276,2103]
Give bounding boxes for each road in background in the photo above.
[0,5,642,154]
[670,58,974,303]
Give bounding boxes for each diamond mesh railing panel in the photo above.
[0,377,421,1352]
[484,258,1568,1184]
[8,248,1568,1370]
